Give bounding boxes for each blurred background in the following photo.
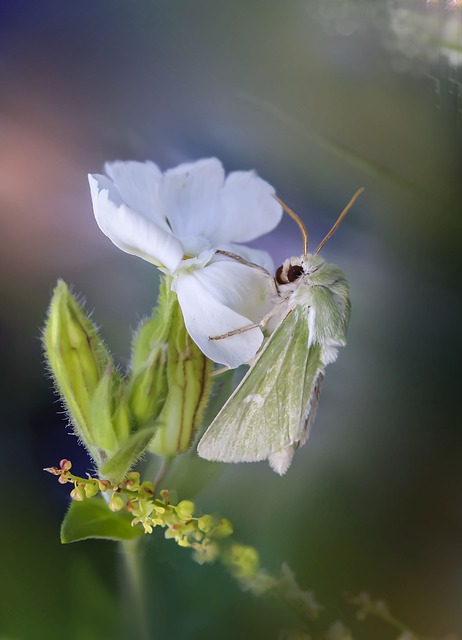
[1,1,461,638]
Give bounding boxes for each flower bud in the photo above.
[70,485,86,501]
[148,285,213,457]
[124,471,141,491]
[197,514,216,533]
[127,281,173,430]
[88,365,120,454]
[111,381,131,444]
[84,482,100,498]
[226,544,260,579]
[211,518,233,539]
[59,459,72,472]
[43,281,112,462]
[130,279,174,370]
[128,341,168,430]
[140,480,155,497]
[175,500,195,521]
[88,364,133,456]
[109,493,125,512]
[98,479,111,492]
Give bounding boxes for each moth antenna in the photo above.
[272,194,309,256]
[314,188,364,255]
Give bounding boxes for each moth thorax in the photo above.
[275,257,304,285]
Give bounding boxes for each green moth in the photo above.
[197,190,363,475]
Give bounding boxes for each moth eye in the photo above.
[287,265,304,282]
[275,265,285,284]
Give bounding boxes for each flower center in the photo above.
[176,248,216,274]
[179,234,212,258]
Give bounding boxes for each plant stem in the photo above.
[120,538,150,640]
[153,457,171,488]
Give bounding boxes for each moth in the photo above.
[197,189,363,475]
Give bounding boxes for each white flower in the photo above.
[88,158,282,368]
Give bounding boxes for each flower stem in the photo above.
[153,457,171,488]
[120,538,150,640]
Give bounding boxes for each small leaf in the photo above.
[60,498,143,543]
[99,425,158,484]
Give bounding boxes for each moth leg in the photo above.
[214,249,279,296]
[214,249,271,274]
[209,296,290,341]
[209,322,260,341]
[210,365,230,377]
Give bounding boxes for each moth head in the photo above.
[275,257,305,285]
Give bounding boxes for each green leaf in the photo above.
[99,425,158,484]
[60,498,143,543]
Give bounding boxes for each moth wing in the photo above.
[197,304,324,463]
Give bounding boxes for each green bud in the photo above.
[83,482,100,499]
[70,486,86,502]
[175,500,195,521]
[43,281,112,462]
[127,280,173,430]
[225,544,260,579]
[89,365,132,454]
[130,279,176,370]
[148,280,213,457]
[197,514,216,533]
[140,480,154,497]
[89,365,120,454]
[111,378,131,444]
[128,341,168,430]
[211,518,233,539]
[124,471,141,490]
[109,493,125,512]
[98,479,111,492]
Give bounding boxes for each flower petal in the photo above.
[89,174,184,272]
[104,160,165,224]
[173,260,275,367]
[160,158,224,239]
[211,171,283,244]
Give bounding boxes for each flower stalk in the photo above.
[120,539,150,640]
[45,460,324,636]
